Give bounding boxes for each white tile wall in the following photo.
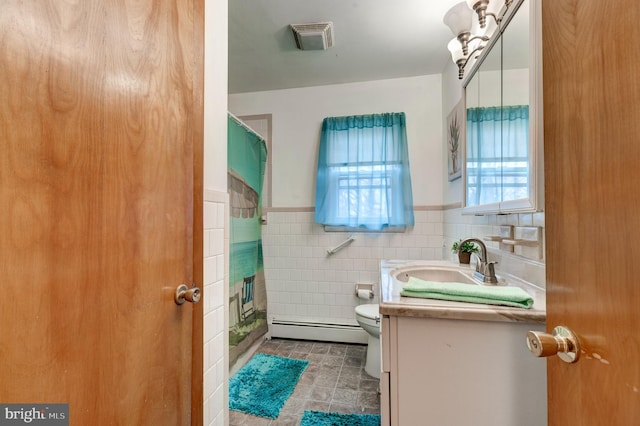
[203,190,229,426]
[262,209,444,325]
[443,209,546,289]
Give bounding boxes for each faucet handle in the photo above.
[484,261,499,284]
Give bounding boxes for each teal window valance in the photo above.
[314,112,414,230]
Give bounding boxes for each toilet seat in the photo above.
[355,303,380,330]
[355,303,379,321]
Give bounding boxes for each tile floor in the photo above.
[229,338,380,426]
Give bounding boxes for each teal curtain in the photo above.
[466,105,529,206]
[314,112,414,230]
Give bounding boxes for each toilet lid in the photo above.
[355,303,379,320]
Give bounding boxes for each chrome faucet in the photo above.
[458,238,498,284]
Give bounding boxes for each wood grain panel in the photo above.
[191,0,205,424]
[543,0,640,424]
[0,0,202,424]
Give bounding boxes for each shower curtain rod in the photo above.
[227,112,266,142]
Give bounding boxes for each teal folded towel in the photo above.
[400,277,534,309]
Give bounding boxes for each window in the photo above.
[314,113,414,231]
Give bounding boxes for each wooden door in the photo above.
[543,0,640,424]
[0,1,204,425]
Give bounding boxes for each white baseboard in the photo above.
[268,318,368,344]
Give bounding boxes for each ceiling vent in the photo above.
[290,22,334,51]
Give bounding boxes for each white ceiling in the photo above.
[228,0,464,94]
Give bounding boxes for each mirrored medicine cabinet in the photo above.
[462,0,543,214]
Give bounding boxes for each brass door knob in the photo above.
[526,326,580,363]
[175,284,201,305]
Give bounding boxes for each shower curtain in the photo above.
[227,115,268,366]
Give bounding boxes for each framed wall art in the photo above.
[447,98,464,181]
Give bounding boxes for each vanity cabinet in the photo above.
[380,314,546,426]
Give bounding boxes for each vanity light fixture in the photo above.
[443,0,514,79]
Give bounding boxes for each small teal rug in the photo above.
[229,353,309,419]
[301,410,381,426]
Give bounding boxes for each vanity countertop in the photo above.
[379,260,546,324]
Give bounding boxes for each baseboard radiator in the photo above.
[269,317,368,344]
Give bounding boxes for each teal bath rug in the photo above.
[229,353,309,419]
[301,410,381,426]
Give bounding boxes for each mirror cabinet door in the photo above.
[465,32,503,211]
[463,0,537,214]
[501,0,530,205]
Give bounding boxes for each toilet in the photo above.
[355,303,381,379]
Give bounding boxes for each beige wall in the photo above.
[229,75,444,208]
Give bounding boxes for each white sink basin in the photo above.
[391,265,477,285]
